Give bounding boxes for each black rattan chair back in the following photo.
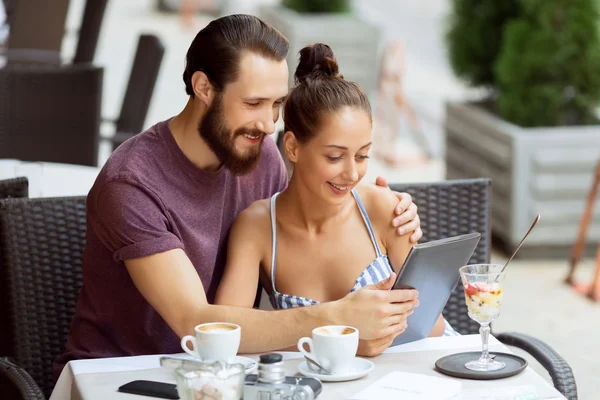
[0,64,103,166]
[72,0,109,64]
[0,196,86,397]
[111,34,165,150]
[0,177,29,359]
[390,178,492,334]
[0,177,28,199]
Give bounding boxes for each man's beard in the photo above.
[198,95,265,176]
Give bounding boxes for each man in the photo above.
[53,14,422,378]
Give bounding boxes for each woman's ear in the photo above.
[283,131,299,163]
[191,71,215,106]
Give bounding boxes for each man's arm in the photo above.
[125,248,419,353]
[126,249,321,352]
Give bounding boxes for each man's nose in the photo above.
[254,112,276,135]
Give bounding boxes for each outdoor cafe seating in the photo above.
[0,176,577,399]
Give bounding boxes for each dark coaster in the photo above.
[435,352,528,380]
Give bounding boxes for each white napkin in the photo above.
[351,371,462,400]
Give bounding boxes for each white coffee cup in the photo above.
[297,325,359,374]
[181,322,241,362]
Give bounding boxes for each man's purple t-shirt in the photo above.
[53,119,287,378]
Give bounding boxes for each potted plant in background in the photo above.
[260,0,380,96]
[444,0,600,257]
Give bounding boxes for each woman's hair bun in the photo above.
[294,43,342,83]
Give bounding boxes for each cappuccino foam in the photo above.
[315,326,356,336]
[198,323,236,333]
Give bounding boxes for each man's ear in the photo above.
[191,71,215,106]
[283,131,300,163]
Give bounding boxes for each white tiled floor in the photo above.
[61,0,600,397]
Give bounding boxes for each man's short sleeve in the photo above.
[91,179,184,261]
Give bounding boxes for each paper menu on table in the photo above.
[449,385,540,400]
[350,371,461,400]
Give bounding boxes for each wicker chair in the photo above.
[391,179,576,399]
[0,177,29,357]
[0,177,29,199]
[3,0,70,65]
[72,0,109,64]
[0,358,44,400]
[0,196,87,399]
[0,64,103,166]
[107,34,165,150]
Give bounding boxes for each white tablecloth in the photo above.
[50,335,566,400]
[0,159,101,198]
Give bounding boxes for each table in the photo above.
[51,335,566,400]
[0,159,101,197]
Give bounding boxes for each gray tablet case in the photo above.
[391,232,481,346]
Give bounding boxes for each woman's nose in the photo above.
[344,160,359,182]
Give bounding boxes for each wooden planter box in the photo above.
[260,6,380,96]
[445,102,600,257]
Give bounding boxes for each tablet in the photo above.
[391,232,481,346]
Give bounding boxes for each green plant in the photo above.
[447,0,600,127]
[495,0,600,126]
[283,0,350,14]
[446,0,520,88]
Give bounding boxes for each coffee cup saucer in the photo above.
[297,357,374,382]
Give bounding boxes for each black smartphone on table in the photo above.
[118,380,178,399]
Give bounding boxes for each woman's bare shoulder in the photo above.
[234,199,272,231]
[226,199,273,264]
[356,184,412,267]
[355,183,398,229]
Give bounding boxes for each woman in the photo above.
[216,44,453,356]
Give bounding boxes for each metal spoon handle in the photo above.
[498,215,541,278]
[305,356,333,375]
